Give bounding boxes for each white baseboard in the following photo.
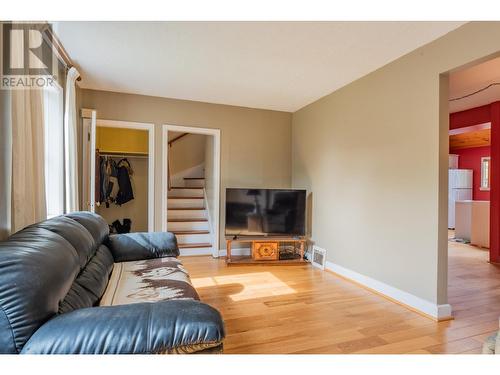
[324,260,453,321]
[218,248,251,257]
[436,304,453,319]
[180,247,213,256]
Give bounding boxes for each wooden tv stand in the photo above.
[225,237,307,266]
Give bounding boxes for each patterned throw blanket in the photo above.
[100,257,199,306]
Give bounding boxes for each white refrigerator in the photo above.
[448,169,473,229]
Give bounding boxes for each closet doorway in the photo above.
[83,116,155,233]
[161,125,221,258]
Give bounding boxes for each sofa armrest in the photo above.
[21,300,225,354]
[106,232,179,262]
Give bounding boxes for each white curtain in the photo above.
[10,89,47,233]
[0,21,47,237]
[64,67,80,212]
[1,24,13,240]
[0,89,13,240]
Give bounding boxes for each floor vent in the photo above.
[312,246,327,270]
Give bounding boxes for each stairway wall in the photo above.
[169,133,206,175]
[170,163,205,187]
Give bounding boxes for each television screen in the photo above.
[225,188,306,237]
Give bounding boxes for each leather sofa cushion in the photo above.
[0,212,110,353]
[21,300,224,354]
[0,227,80,353]
[107,232,179,262]
[65,212,109,248]
[59,244,115,314]
[100,257,199,306]
[34,216,96,269]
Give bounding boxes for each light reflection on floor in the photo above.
[191,272,296,301]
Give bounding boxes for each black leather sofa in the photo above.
[0,212,225,354]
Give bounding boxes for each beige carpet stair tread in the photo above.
[170,187,203,189]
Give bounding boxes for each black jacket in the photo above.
[115,159,134,205]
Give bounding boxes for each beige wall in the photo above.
[80,89,292,248]
[78,22,500,310]
[169,133,206,176]
[292,22,500,306]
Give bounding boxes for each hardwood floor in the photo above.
[181,238,500,354]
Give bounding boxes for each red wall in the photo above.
[451,146,490,200]
[450,102,500,262]
[450,104,491,129]
[450,105,492,201]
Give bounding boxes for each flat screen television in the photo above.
[225,188,306,237]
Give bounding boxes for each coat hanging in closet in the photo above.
[115,158,134,205]
[96,154,134,207]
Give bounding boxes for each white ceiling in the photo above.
[53,21,465,112]
[449,56,500,113]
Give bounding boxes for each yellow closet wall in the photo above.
[96,127,148,155]
[96,126,149,232]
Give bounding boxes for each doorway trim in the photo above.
[161,124,221,258]
[90,119,155,232]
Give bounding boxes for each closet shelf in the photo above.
[98,150,149,158]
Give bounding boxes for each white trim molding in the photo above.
[180,248,214,257]
[94,119,155,232]
[324,260,453,321]
[161,124,221,258]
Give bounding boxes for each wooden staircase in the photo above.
[167,177,212,255]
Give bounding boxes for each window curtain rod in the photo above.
[41,24,81,81]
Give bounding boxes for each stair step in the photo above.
[168,207,205,210]
[173,230,210,235]
[168,196,204,199]
[175,233,211,243]
[168,187,204,198]
[168,198,204,209]
[168,209,206,220]
[168,218,208,222]
[168,206,205,210]
[170,187,203,190]
[167,220,208,231]
[178,242,212,249]
[184,178,205,188]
